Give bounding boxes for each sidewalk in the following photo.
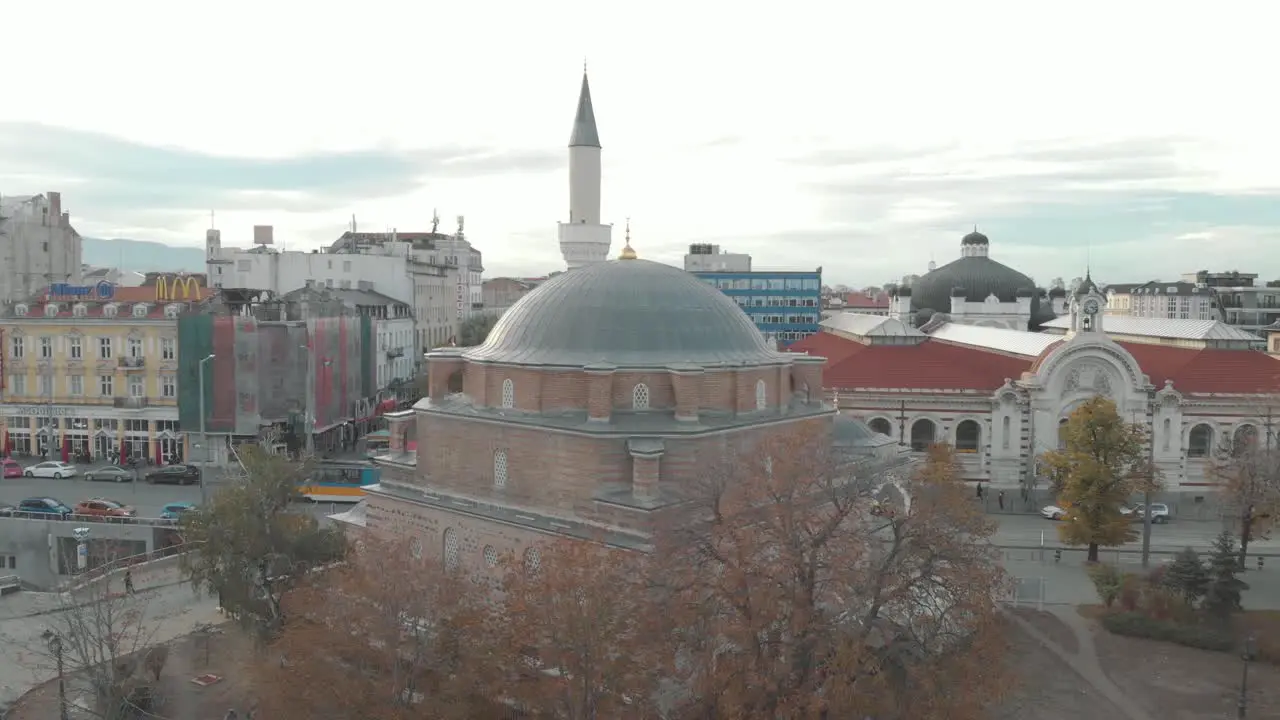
[0,562,188,620]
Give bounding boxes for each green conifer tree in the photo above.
[1162,546,1208,607]
[1203,530,1250,619]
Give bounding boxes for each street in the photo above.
[0,468,354,520]
[990,512,1279,552]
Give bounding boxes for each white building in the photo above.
[558,71,613,270]
[1104,280,1219,321]
[684,243,752,272]
[791,281,1280,497]
[205,225,461,356]
[0,192,82,305]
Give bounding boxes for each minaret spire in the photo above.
[569,68,601,148]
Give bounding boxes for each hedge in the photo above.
[1101,612,1235,652]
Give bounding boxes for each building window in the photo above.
[128,338,143,358]
[161,338,175,361]
[100,375,114,396]
[494,449,508,489]
[69,375,83,396]
[39,375,52,397]
[128,376,144,398]
[632,383,651,410]
[409,536,423,560]
[9,375,25,395]
[523,547,542,575]
[69,337,81,360]
[501,378,514,409]
[1232,424,1258,456]
[1002,416,1011,449]
[483,545,499,568]
[237,259,251,272]
[955,420,981,453]
[161,375,176,398]
[39,337,52,359]
[910,419,936,451]
[755,379,767,410]
[443,528,460,570]
[1162,418,1171,451]
[73,304,87,317]
[1058,418,1070,449]
[99,337,112,360]
[9,336,23,359]
[1187,424,1213,458]
[868,417,892,436]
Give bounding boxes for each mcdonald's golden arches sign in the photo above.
[155,275,202,302]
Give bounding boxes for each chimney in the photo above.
[48,192,61,219]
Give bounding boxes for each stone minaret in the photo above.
[558,69,613,269]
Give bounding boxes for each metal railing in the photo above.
[118,356,146,368]
[113,396,149,409]
[1,510,180,526]
[62,541,202,591]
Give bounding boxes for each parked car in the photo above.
[1130,503,1171,524]
[160,502,198,520]
[1041,505,1067,520]
[24,461,78,479]
[16,497,73,518]
[0,503,14,516]
[144,464,201,486]
[1,458,22,478]
[84,465,135,483]
[74,498,136,518]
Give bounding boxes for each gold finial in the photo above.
[619,217,637,260]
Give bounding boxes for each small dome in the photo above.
[464,259,785,367]
[961,230,990,246]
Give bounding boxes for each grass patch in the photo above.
[1100,612,1235,652]
[1237,610,1280,664]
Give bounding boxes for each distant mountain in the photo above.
[82,237,205,273]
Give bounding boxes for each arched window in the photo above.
[443,528,460,570]
[1058,418,1070,449]
[493,449,508,488]
[1002,416,1011,449]
[1232,424,1258,456]
[1162,418,1171,451]
[632,383,651,410]
[500,378,514,409]
[755,380,767,410]
[909,419,936,451]
[408,536,423,560]
[523,546,542,575]
[1187,424,1213,458]
[955,420,981,453]
[483,545,499,568]
[447,369,464,393]
[868,417,892,436]
[44,303,60,318]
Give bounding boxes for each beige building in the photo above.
[1105,280,1220,321]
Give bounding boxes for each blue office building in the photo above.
[694,269,823,346]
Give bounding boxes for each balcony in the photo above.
[118,356,146,370]
[385,346,405,359]
[113,396,149,409]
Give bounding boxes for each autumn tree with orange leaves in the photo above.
[653,432,1010,720]
[252,536,496,720]
[489,539,668,719]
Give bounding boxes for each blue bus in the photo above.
[299,461,380,502]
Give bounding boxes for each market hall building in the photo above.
[790,279,1280,490]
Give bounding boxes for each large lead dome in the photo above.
[911,231,1057,328]
[464,259,785,367]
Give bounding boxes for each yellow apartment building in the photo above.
[0,277,213,463]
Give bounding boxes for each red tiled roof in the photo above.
[789,331,1280,395]
[790,333,1029,391]
[1117,342,1280,394]
[843,292,889,309]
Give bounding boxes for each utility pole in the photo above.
[1135,396,1155,568]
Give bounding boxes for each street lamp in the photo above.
[198,354,216,505]
[1238,635,1255,718]
[42,629,70,720]
[300,345,315,454]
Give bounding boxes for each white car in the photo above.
[1041,505,1067,520]
[23,461,78,479]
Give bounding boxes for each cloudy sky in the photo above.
[1,1,1277,286]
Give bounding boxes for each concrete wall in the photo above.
[0,517,161,590]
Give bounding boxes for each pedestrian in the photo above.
[124,568,135,595]
[975,482,983,499]
[997,490,1005,511]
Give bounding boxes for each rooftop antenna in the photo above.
[210,210,216,229]
[431,209,440,234]
[584,57,588,73]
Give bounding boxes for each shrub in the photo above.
[1118,573,1142,611]
[1087,563,1124,608]
[1101,612,1235,652]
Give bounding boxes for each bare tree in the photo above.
[1212,427,1280,569]
[654,432,1011,719]
[31,558,167,719]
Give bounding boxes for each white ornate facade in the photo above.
[797,284,1280,490]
